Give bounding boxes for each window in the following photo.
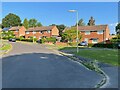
[26,31,29,34]
[85,31,90,35]
[40,31,44,34]
[33,31,36,34]
[97,30,103,34]
[92,39,98,43]
[47,30,51,33]
[16,30,18,32]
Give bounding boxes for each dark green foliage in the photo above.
[92,43,118,48]
[50,24,66,36]
[23,18,29,29]
[36,22,42,27]
[29,18,37,27]
[115,23,120,34]
[87,16,95,26]
[2,13,21,27]
[28,18,42,28]
[75,19,85,26]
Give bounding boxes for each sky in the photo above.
[2,2,118,34]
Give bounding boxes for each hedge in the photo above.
[92,43,118,48]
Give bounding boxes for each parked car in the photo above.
[8,38,16,42]
[78,41,88,46]
[36,39,41,43]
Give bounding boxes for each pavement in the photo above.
[1,42,103,88]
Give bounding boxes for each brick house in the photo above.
[9,26,26,37]
[64,25,110,44]
[25,26,59,39]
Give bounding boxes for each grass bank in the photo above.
[0,42,12,55]
[59,47,118,66]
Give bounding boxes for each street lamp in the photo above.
[68,10,79,53]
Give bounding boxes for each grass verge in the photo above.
[58,46,118,66]
[0,43,12,55]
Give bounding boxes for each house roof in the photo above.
[63,25,108,32]
[9,26,23,31]
[2,27,11,31]
[26,26,55,32]
[78,25,108,31]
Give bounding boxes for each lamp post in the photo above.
[68,10,79,53]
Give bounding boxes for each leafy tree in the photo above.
[2,31,15,39]
[87,16,95,26]
[29,18,37,27]
[62,27,82,42]
[36,22,42,27]
[115,23,120,34]
[23,18,29,29]
[49,24,56,26]
[50,24,66,36]
[56,24,66,36]
[75,19,85,26]
[2,13,21,27]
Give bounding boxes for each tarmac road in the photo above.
[2,42,102,88]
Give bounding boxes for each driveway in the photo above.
[2,42,103,88]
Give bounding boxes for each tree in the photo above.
[62,27,82,42]
[2,13,21,27]
[115,23,120,34]
[56,24,66,36]
[87,16,95,26]
[50,24,66,36]
[23,18,29,29]
[36,22,42,27]
[29,18,37,27]
[75,19,85,26]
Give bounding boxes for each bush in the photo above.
[45,37,56,43]
[92,43,118,49]
[88,43,94,47]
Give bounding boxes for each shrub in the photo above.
[88,43,94,47]
[92,43,118,49]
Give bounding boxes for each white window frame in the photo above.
[47,30,51,33]
[26,31,29,34]
[97,30,103,34]
[33,31,36,34]
[92,39,98,44]
[85,31,90,35]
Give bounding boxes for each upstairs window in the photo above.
[33,31,36,34]
[97,30,103,34]
[26,31,29,34]
[85,31,90,35]
[47,30,51,33]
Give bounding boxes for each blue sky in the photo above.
[2,2,118,34]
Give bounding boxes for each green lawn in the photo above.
[74,49,119,66]
[0,43,11,51]
[59,46,118,66]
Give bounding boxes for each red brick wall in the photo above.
[25,30,52,40]
[19,26,26,36]
[80,31,105,43]
[13,31,19,37]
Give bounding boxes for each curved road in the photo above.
[2,42,102,88]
